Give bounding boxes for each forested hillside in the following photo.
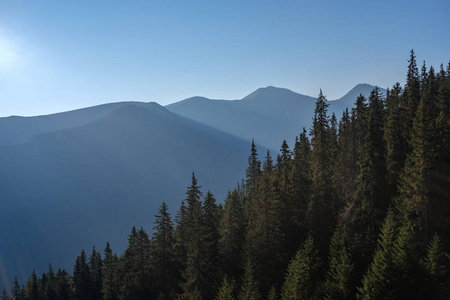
[3,51,449,300]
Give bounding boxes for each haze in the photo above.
[1,0,449,117]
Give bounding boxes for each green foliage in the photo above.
[216,276,235,300]
[281,236,322,300]
[119,227,153,299]
[323,230,354,300]
[102,243,119,300]
[219,190,246,281]
[238,259,260,300]
[246,139,262,190]
[9,51,450,300]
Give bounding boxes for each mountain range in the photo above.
[0,83,383,286]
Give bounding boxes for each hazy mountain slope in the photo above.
[328,83,387,115]
[167,84,385,150]
[0,103,253,285]
[0,101,150,145]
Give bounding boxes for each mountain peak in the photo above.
[241,86,303,102]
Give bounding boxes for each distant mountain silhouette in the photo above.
[167,84,385,150]
[0,103,252,286]
[0,101,150,145]
[0,83,385,287]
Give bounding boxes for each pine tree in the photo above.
[281,236,322,300]
[396,69,440,240]
[423,234,449,298]
[350,87,388,261]
[384,83,406,195]
[43,265,57,300]
[24,269,40,300]
[152,202,177,300]
[357,210,398,300]
[246,168,284,294]
[89,246,103,300]
[323,230,354,300]
[54,269,70,300]
[72,249,93,300]
[266,286,278,300]
[238,258,260,300]
[308,89,337,253]
[102,242,120,300]
[287,128,311,257]
[119,227,153,300]
[263,150,274,174]
[219,190,247,281]
[202,191,222,299]
[10,277,23,300]
[216,276,235,300]
[246,139,262,190]
[179,173,210,300]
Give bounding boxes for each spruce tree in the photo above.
[308,89,337,253]
[72,249,93,300]
[219,189,247,285]
[288,128,311,257]
[350,87,388,266]
[202,191,222,299]
[238,258,260,300]
[246,139,261,190]
[152,202,177,300]
[102,242,119,300]
[323,230,354,300]
[54,269,70,300]
[281,236,322,300]
[266,287,278,300]
[89,246,103,300]
[357,210,398,300]
[384,83,406,195]
[423,234,449,298]
[24,269,40,300]
[119,227,153,300]
[179,173,209,300]
[216,276,235,300]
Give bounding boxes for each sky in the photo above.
[0,0,449,117]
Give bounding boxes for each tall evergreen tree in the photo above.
[246,139,262,190]
[202,191,222,299]
[219,189,247,283]
[72,249,93,300]
[384,83,406,195]
[216,277,235,300]
[89,246,103,300]
[54,269,70,300]
[323,230,354,300]
[152,202,177,300]
[351,87,388,253]
[281,236,322,300]
[238,258,260,300]
[102,242,120,300]
[287,128,311,257]
[119,227,153,300]
[179,173,209,300]
[308,89,337,253]
[24,269,41,300]
[423,234,450,298]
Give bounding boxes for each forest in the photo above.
[3,50,449,300]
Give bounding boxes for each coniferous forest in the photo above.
[3,51,450,299]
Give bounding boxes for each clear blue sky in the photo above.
[1,0,449,117]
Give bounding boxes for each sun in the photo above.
[0,37,20,70]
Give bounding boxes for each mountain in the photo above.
[0,83,385,286]
[167,84,386,150]
[328,83,387,114]
[0,103,253,285]
[0,101,150,145]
